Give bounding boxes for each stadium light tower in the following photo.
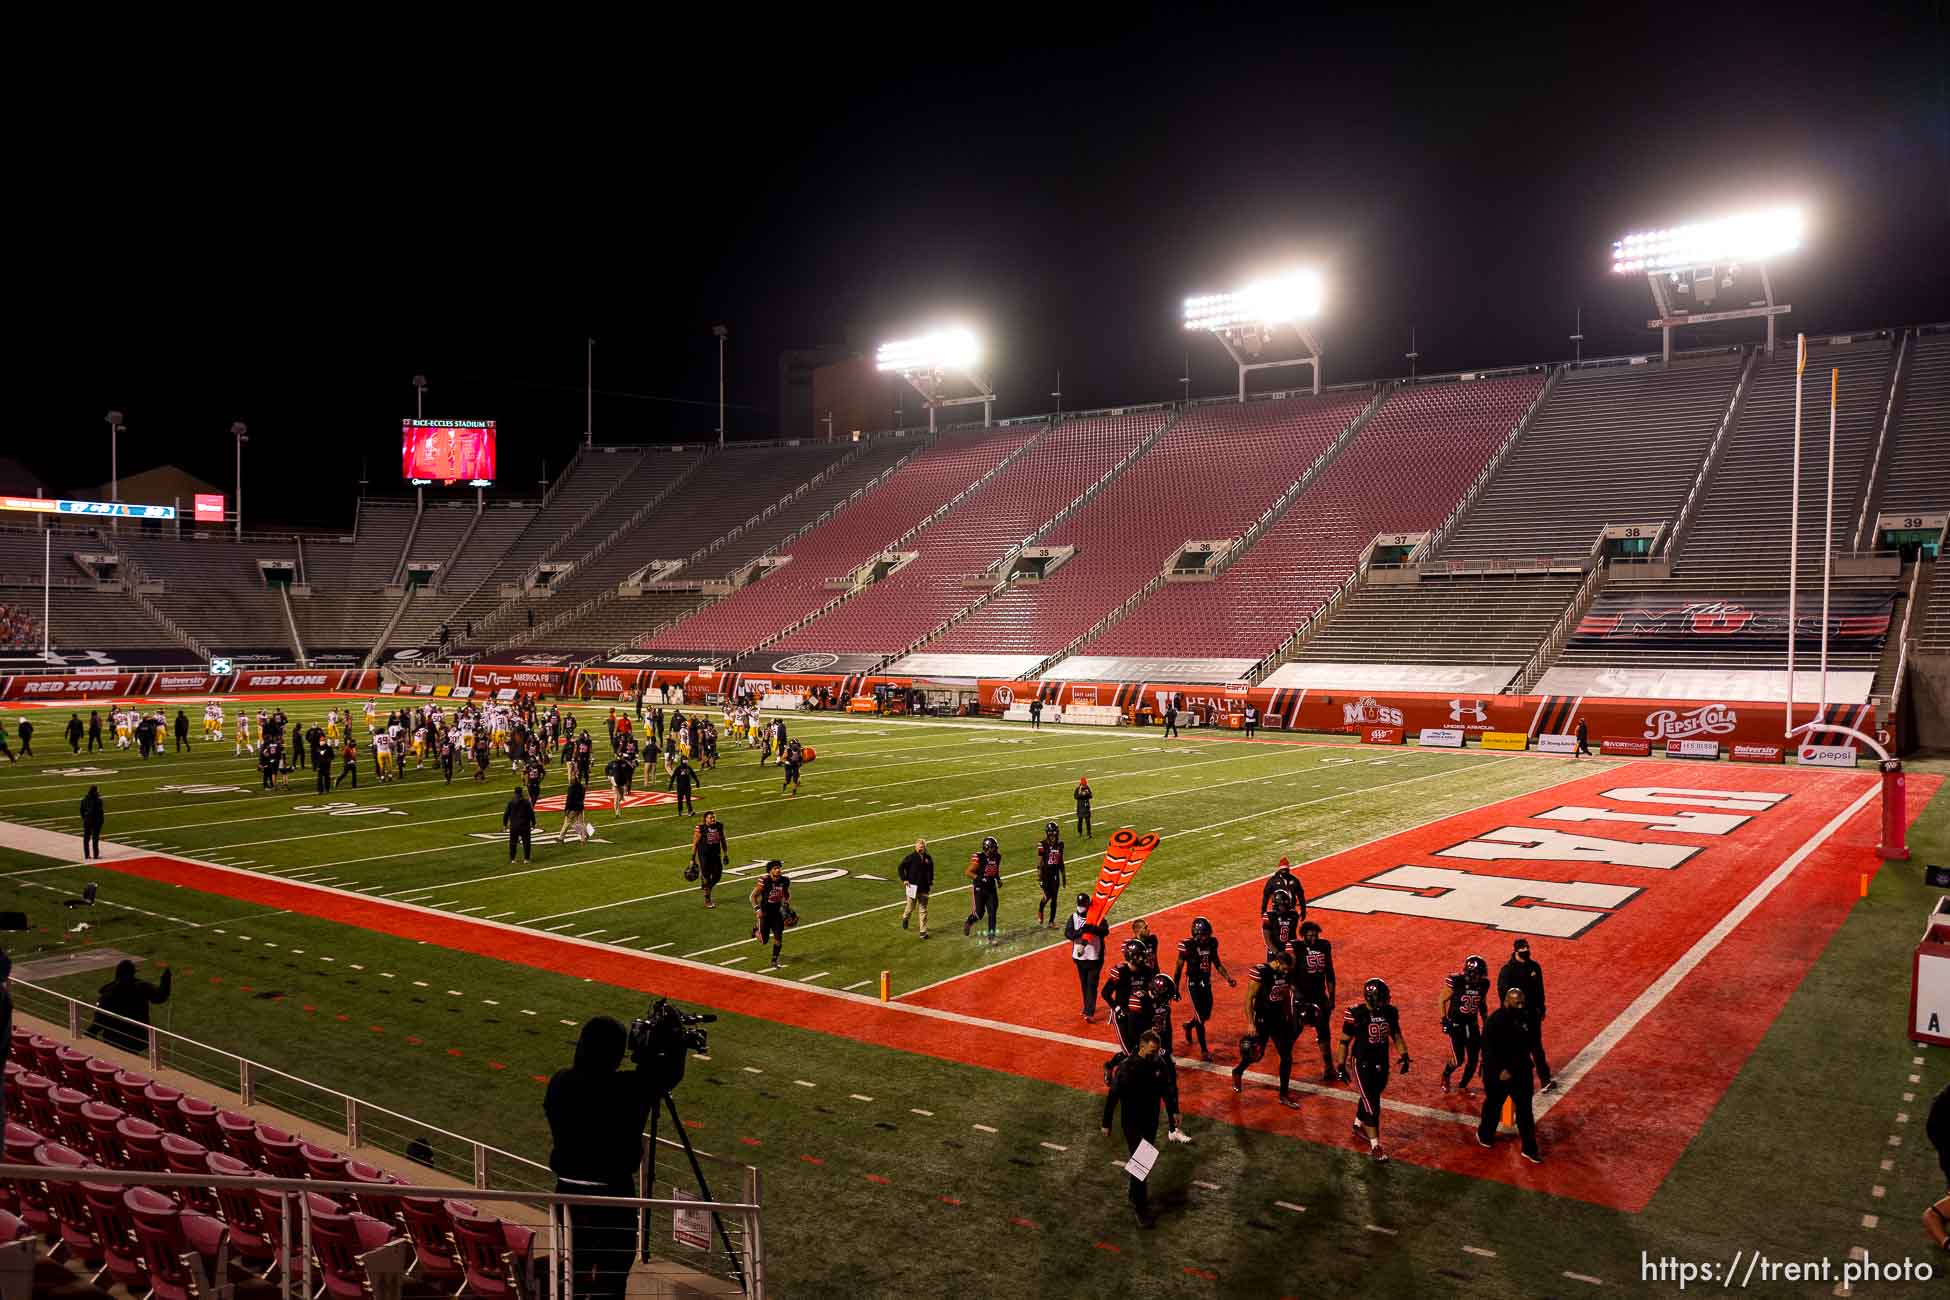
[876,328,993,432]
[1610,205,1802,363]
[1183,269,1324,400]
[231,422,248,540]
[105,410,124,533]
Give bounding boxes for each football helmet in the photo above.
[1045,820,1059,837]
[1363,977,1391,1010]
[1271,888,1294,912]
[1122,938,1146,964]
[1149,973,1177,1002]
[1463,955,1488,980]
[1191,916,1212,940]
[982,836,999,855]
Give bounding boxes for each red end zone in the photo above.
[80,761,1933,1212]
[907,761,1936,1209]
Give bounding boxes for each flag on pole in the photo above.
[1084,829,1161,930]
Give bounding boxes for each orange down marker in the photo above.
[879,970,892,1003]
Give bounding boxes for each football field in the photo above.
[1,696,1946,1297]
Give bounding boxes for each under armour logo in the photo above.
[1449,698,1489,723]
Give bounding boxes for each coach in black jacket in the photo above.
[1497,938,1552,1088]
[1477,987,1545,1163]
[1102,1031,1179,1227]
[898,839,934,937]
[504,787,536,864]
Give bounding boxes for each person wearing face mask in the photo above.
[1497,938,1553,1092]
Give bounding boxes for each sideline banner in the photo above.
[1534,734,1577,755]
[1418,728,1465,748]
[1481,732,1530,751]
[1601,737,1652,757]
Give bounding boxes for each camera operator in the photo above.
[545,1016,661,1298]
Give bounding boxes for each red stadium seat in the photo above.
[126,1185,230,1300]
[49,1085,94,1156]
[344,1159,404,1228]
[399,1194,472,1290]
[114,1115,167,1172]
[173,1095,222,1149]
[302,1140,350,1183]
[78,1100,125,1163]
[310,1207,400,1300]
[161,1134,217,1213]
[82,1057,120,1099]
[82,1179,150,1294]
[215,1109,258,1165]
[14,1073,57,1134]
[255,1122,307,1179]
[448,1204,537,1298]
[140,1081,182,1125]
[53,1047,93,1096]
[205,1152,276,1275]
[32,1142,100,1270]
[111,1069,154,1119]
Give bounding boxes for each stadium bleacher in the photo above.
[920,390,1374,659]
[1082,373,1543,662]
[1437,352,1742,564]
[1869,328,1950,519]
[765,411,1164,656]
[641,424,1037,654]
[1666,335,1895,586]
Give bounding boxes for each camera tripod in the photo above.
[643,1091,748,1292]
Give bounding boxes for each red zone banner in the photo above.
[1,669,381,701]
[86,762,1935,1213]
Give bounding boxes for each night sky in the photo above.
[19,7,1947,529]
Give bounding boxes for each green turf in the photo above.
[2,711,1946,1297]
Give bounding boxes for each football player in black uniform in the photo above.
[749,860,791,967]
[1440,954,1491,1094]
[1034,822,1067,927]
[1232,948,1303,1107]
[1260,857,1306,919]
[780,739,805,796]
[1337,978,1410,1163]
[1171,917,1236,1061]
[962,836,1002,943]
[692,811,728,908]
[1101,939,1156,1057]
[1262,889,1303,959]
[1128,917,1161,973]
[1290,919,1338,1082]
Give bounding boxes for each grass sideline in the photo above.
[1,709,1946,1297]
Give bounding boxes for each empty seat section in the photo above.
[1670,337,1893,587]
[644,425,1035,653]
[1873,331,1950,516]
[1292,571,1584,668]
[1092,374,1542,660]
[769,412,1162,653]
[925,390,1372,657]
[1439,353,1740,563]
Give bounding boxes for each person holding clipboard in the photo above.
[898,838,934,939]
[1102,1030,1180,1228]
